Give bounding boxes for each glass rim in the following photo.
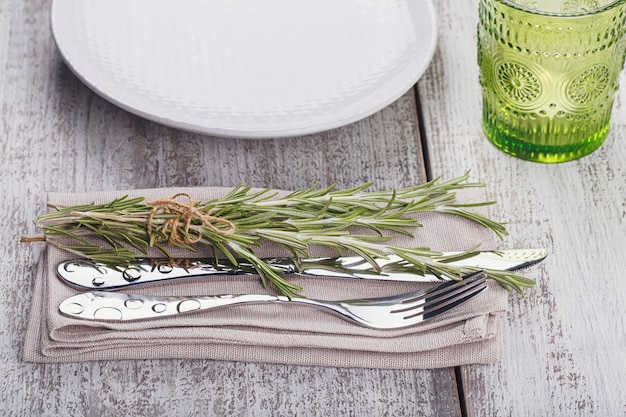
[499,0,626,17]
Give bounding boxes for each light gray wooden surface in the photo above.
[2,0,625,416]
[419,1,626,416]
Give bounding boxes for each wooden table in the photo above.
[2,1,625,415]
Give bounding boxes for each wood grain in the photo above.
[0,1,463,416]
[419,0,626,415]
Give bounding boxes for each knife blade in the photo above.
[56,248,547,290]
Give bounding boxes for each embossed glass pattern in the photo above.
[478,0,626,162]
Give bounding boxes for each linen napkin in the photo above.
[23,187,509,369]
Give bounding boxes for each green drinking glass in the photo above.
[478,0,626,163]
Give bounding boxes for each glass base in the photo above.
[482,119,609,164]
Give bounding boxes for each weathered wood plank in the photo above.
[0,1,462,416]
[419,0,626,415]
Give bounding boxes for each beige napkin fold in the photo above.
[23,187,508,369]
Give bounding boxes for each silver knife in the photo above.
[56,248,547,290]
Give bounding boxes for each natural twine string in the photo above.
[146,193,235,245]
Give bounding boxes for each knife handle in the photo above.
[56,258,297,290]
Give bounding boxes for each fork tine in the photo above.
[420,277,487,321]
[393,271,487,322]
[391,270,486,310]
[421,272,486,310]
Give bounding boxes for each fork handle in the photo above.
[59,291,294,321]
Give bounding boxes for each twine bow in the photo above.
[146,193,235,245]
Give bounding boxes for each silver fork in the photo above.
[59,271,488,329]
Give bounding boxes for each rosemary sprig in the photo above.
[23,173,535,297]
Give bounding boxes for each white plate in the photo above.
[51,0,437,138]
